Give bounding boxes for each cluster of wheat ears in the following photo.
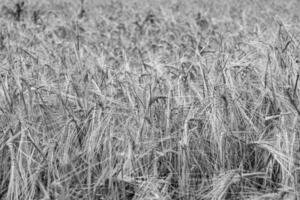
[0,0,300,199]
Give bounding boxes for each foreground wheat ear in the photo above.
[0,0,300,200]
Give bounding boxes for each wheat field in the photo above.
[0,0,300,199]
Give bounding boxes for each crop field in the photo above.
[0,0,300,199]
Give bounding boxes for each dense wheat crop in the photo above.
[0,0,300,199]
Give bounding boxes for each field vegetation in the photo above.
[0,0,300,199]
